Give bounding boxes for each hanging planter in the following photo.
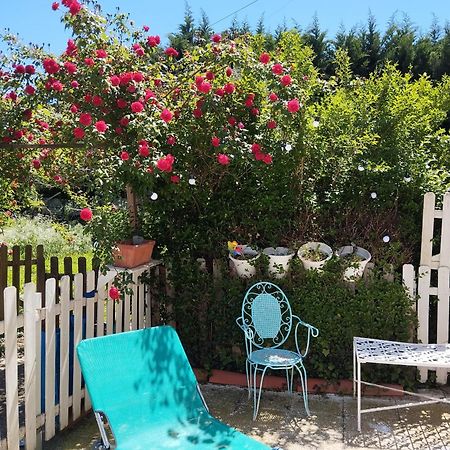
[337,245,371,281]
[263,247,295,279]
[298,242,333,271]
[228,242,260,278]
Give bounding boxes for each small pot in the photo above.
[113,239,155,268]
[229,246,260,278]
[298,242,333,271]
[337,246,371,281]
[263,247,295,279]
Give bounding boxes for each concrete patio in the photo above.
[43,384,450,449]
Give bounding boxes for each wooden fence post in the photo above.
[0,245,7,321]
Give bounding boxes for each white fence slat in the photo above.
[138,279,145,330]
[131,273,138,330]
[402,264,416,310]
[96,281,105,338]
[84,271,96,411]
[439,192,450,267]
[72,273,83,420]
[5,286,20,450]
[24,284,38,450]
[59,276,71,430]
[44,278,57,440]
[106,285,114,335]
[35,293,42,419]
[436,267,450,383]
[115,292,123,334]
[420,192,435,267]
[123,282,130,332]
[417,265,431,381]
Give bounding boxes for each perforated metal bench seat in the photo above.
[354,337,450,368]
[353,337,450,432]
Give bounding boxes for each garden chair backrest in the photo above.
[77,326,205,421]
[241,282,292,349]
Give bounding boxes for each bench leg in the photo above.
[357,361,362,432]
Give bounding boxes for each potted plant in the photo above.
[263,246,295,278]
[337,244,371,281]
[298,242,333,271]
[228,241,260,278]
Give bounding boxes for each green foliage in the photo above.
[153,255,416,384]
[0,214,92,257]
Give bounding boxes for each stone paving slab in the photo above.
[43,384,450,449]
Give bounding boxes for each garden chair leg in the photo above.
[253,366,269,420]
[295,364,310,416]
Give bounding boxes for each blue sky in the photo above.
[1,0,449,54]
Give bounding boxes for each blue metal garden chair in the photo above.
[77,326,271,449]
[236,282,319,420]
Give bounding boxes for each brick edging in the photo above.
[194,368,404,397]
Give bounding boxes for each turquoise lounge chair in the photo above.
[77,326,270,449]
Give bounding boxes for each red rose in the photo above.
[80,207,93,221]
[267,119,277,129]
[263,154,273,164]
[225,67,233,77]
[32,159,41,169]
[139,146,150,157]
[119,117,130,127]
[109,75,120,86]
[259,53,270,64]
[269,92,278,102]
[217,153,230,165]
[167,136,176,145]
[133,72,144,82]
[164,47,179,58]
[95,121,108,132]
[228,117,237,126]
[251,143,261,154]
[64,61,77,74]
[160,108,173,123]
[215,88,225,97]
[211,136,220,147]
[66,39,78,56]
[70,104,78,113]
[193,108,203,118]
[71,80,79,88]
[96,49,107,58]
[224,83,235,94]
[287,98,300,113]
[198,81,211,94]
[14,65,25,74]
[245,95,254,107]
[109,286,120,301]
[73,127,85,139]
[170,175,180,184]
[205,71,215,80]
[52,80,63,91]
[251,108,259,116]
[211,34,222,43]
[132,44,145,56]
[92,95,103,107]
[156,154,175,172]
[53,175,63,184]
[24,85,35,95]
[84,58,94,66]
[79,113,92,126]
[117,98,127,109]
[131,101,144,113]
[51,2,59,10]
[272,63,283,75]
[69,0,81,15]
[120,151,129,161]
[147,35,160,47]
[143,25,150,32]
[281,75,292,86]
[43,58,60,74]
[25,65,35,74]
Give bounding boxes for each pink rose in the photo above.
[217,153,230,165]
[287,98,300,113]
[160,108,173,123]
[95,120,108,132]
[259,53,270,64]
[80,207,93,221]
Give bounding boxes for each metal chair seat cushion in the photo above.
[249,348,302,367]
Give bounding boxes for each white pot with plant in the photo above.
[337,245,371,281]
[263,246,295,278]
[228,241,260,278]
[298,242,333,271]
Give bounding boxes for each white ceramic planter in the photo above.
[229,246,260,278]
[263,247,295,278]
[298,242,333,271]
[337,246,371,281]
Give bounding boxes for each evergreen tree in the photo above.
[168,3,196,55]
[304,14,330,72]
[361,12,381,75]
[197,10,213,42]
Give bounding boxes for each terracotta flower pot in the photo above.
[113,240,155,268]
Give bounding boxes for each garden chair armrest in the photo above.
[292,315,319,358]
[236,316,254,356]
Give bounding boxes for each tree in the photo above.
[168,3,196,55]
[361,12,381,75]
[197,10,212,42]
[304,14,330,73]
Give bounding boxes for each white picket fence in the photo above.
[0,263,158,450]
[404,192,450,383]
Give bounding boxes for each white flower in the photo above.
[358,165,365,172]
[312,120,319,128]
[404,176,411,182]
[285,143,292,151]
[188,178,196,186]
[383,235,390,243]
[370,192,377,199]
[150,192,158,201]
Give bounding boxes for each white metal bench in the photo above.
[353,337,450,431]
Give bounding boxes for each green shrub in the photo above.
[155,255,416,385]
[0,215,92,257]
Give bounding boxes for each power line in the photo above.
[211,1,260,26]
